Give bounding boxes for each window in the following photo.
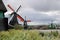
[0,11,4,18]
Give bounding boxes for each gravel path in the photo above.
[30,29,60,33]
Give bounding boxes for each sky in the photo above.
[2,0,60,25]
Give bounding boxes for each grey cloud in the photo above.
[3,0,60,24]
[3,0,60,11]
[3,0,21,11]
[27,0,60,11]
[20,10,55,23]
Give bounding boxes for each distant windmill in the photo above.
[24,16,28,29]
[48,20,56,29]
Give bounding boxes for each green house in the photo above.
[0,0,7,18]
[0,0,8,31]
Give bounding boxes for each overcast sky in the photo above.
[3,0,60,24]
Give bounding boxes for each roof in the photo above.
[0,0,7,12]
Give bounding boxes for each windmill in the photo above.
[7,4,31,29]
[48,20,56,29]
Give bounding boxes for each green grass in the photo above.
[0,29,60,40]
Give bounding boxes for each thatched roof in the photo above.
[0,0,7,12]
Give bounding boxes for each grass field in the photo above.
[0,29,60,40]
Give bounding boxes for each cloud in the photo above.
[18,8,56,23]
[3,0,60,11]
[26,0,60,11]
[3,0,60,24]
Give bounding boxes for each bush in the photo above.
[50,31,59,37]
[0,30,60,40]
[14,24,24,30]
[0,30,42,40]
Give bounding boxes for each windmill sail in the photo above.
[7,4,22,26]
